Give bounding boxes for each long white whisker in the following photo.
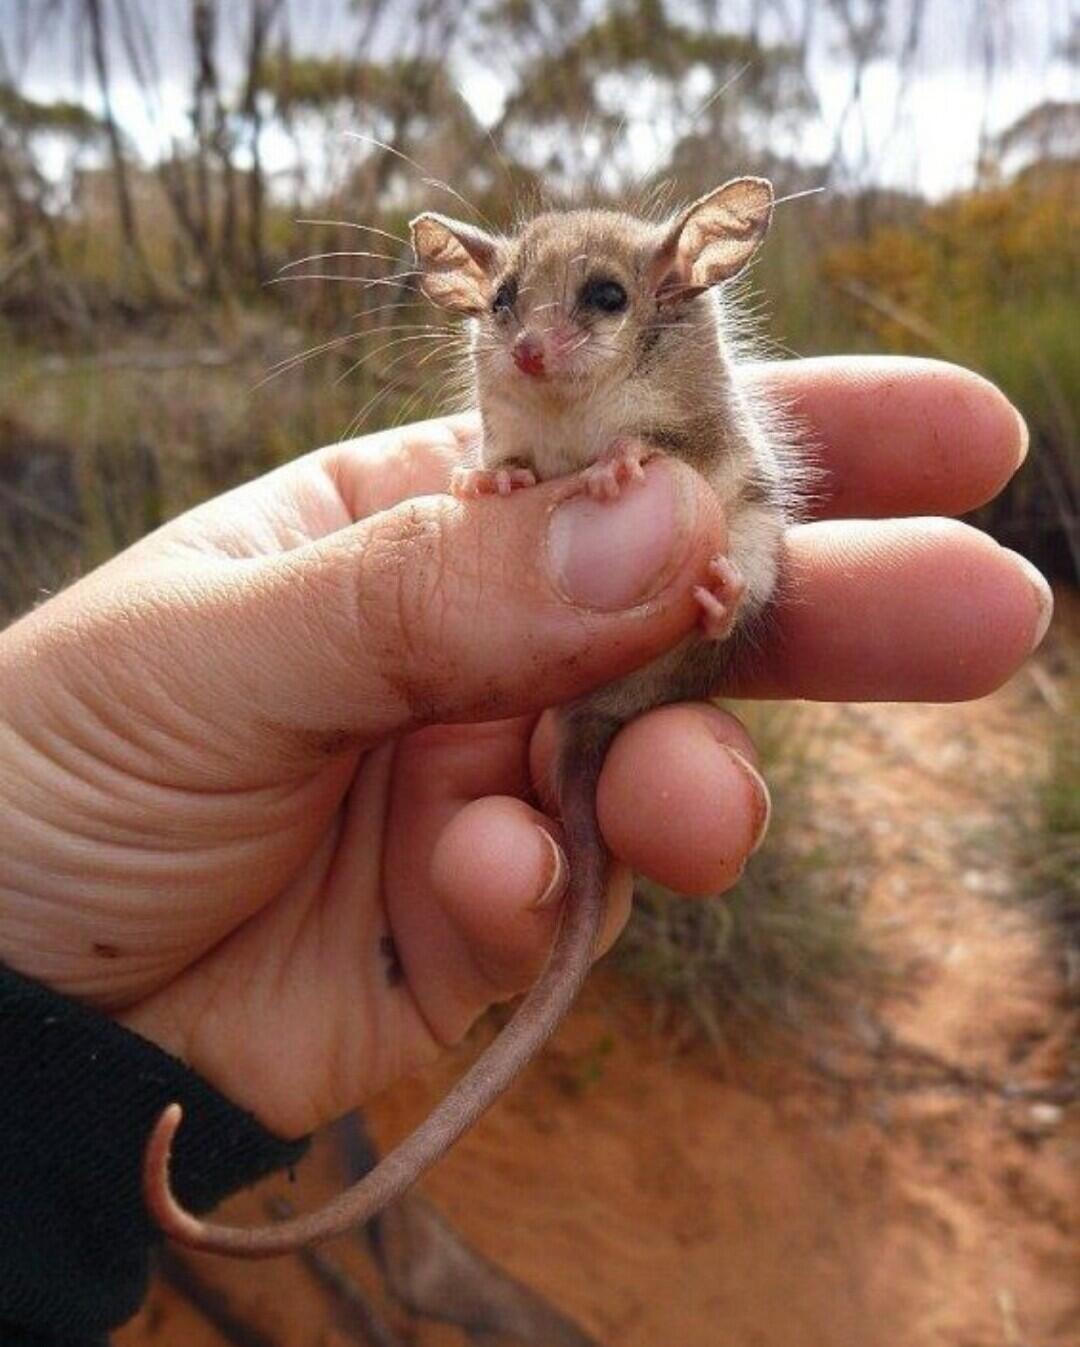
[295,218,408,246]
[417,341,468,369]
[330,323,462,340]
[421,176,499,233]
[687,62,752,130]
[341,379,401,442]
[772,186,827,207]
[340,333,454,438]
[334,333,460,387]
[253,331,367,390]
[392,382,432,429]
[266,273,422,292]
[629,61,752,208]
[343,130,429,178]
[278,249,401,273]
[343,130,498,232]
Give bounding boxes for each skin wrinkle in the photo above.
[2,791,255,863]
[219,463,351,559]
[132,810,355,1100]
[19,682,306,826]
[271,811,343,1000]
[0,840,301,995]
[276,545,367,693]
[47,581,269,791]
[1,657,348,1001]
[154,932,259,1076]
[350,501,455,717]
[0,879,212,1013]
[244,557,378,738]
[5,804,301,879]
[258,542,391,745]
[7,947,169,1019]
[0,704,170,842]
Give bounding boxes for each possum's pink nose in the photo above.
[512,333,546,377]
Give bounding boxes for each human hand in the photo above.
[0,357,1048,1139]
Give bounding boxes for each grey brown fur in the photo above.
[141,178,800,1256]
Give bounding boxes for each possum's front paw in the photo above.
[694,555,747,641]
[580,438,649,501]
[451,465,538,498]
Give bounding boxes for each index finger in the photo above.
[742,356,1027,521]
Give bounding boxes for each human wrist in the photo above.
[0,961,307,1338]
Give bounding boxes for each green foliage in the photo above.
[257,52,465,122]
[1043,708,1080,841]
[824,163,1080,580]
[825,165,1078,339]
[1009,657,1080,1078]
[1036,676,1080,935]
[0,85,104,139]
[497,1,802,132]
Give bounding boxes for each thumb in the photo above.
[191,458,727,747]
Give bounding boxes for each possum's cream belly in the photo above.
[479,379,659,481]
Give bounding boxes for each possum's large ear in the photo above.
[649,177,773,303]
[410,213,500,314]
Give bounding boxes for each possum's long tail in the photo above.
[142,714,615,1258]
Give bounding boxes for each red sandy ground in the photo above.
[118,604,1079,1347]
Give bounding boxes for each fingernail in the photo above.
[1013,406,1030,466]
[1004,550,1053,650]
[724,747,772,855]
[547,460,695,610]
[530,828,569,909]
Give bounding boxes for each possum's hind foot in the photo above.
[451,465,537,498]
[694,554,746,641]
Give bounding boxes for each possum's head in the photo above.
[409,177,773,397]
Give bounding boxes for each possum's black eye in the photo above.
[579,277,628,313]
[492,279,517,315]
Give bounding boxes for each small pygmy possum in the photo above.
[142,176,802,1256]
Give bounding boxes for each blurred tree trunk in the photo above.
[0,35,61,261]
[242,0,281,286]
[0,147,30,247]
[0,142,58,258]
[83,0,158,297]
[191,0,219,293]
[191,0,243,296]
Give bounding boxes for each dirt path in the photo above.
[119,614,1078,1347]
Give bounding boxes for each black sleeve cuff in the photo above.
[0,962,309,1342]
